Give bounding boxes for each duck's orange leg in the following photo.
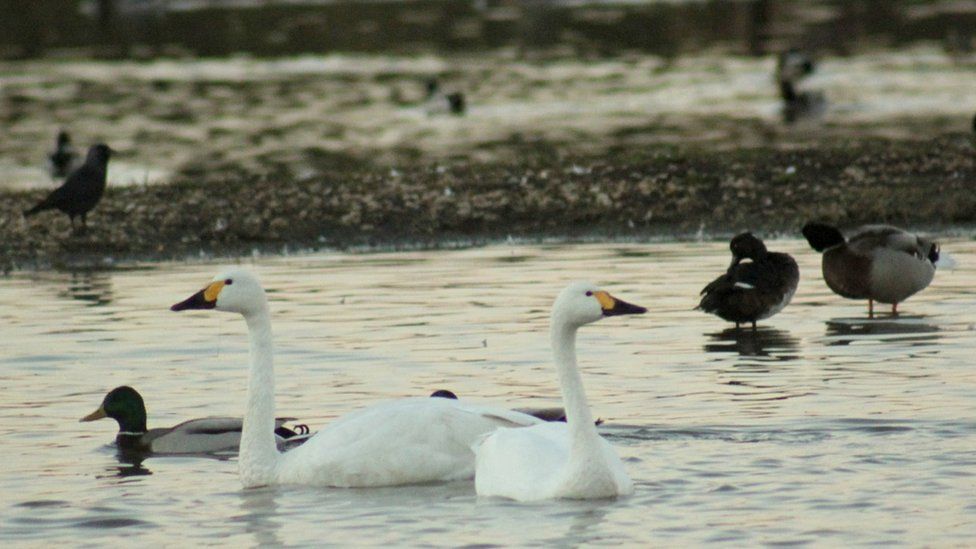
[868,299,874,318]
[892,302,899,316]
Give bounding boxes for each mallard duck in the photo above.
[171,269,545,488]
[698,232,799,329]
[473,282,645,501]
[802,222,939,316]
[80,385,309,454]
[429,389,602,425]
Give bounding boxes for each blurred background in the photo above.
[1,0,974,191]
[5,1,976,59]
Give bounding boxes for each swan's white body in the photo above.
[173,270,541,488]
[473,283,643,501]
[274,397,537,487]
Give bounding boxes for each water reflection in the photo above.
[97,451,152,479]
[703,327,800,358]
[824,316,940,346]
[556,506,609,546]
[58,271,114,306]
[237,488,283,548]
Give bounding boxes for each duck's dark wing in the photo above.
[699,257,797,320]
[513,406,604,426]
[698,263,760,311]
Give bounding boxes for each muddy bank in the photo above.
[3,134,974,271]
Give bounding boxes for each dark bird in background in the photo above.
[47,130,79,180]
[698,232,800,329]
[802,222,939,317]
[776,49,825,124]
[25,143,113,232]
[425,78,466,116]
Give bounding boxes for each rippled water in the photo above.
[2,239,975,545]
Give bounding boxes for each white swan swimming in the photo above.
[171,269,542,488]
[473,282,646,501]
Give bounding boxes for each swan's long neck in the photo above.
[240,304,280,487]
[550,320,601,460]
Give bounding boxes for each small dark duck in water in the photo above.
[698,232,800,329]
[775,49,826,124]
[802,222,939,317]
[80,386,310,454]
[25,143,113,232]
[47,130,79,180]
[425,78,466,116]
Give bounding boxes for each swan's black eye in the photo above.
[585,291,593,296]
[225,279,233,285]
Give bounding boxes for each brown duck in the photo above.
[802,222,939,316]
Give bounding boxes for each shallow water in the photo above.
[2,239,975,545]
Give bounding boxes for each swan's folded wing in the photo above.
[456,402,544,428]
[278,398,542,487]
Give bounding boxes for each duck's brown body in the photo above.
[803,223,938,314]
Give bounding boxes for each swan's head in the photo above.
[171,269,266,316]
[552,282,646,328]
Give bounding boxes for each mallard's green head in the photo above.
[80,386,148,434]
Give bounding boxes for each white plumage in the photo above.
[171,269,541,489]
[473,282,645,501]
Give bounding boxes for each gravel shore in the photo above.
[4,134,974,271]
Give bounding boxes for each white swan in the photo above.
[473,282,646,501]
[171,269,542,488]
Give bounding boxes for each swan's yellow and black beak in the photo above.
[80,406,106,422]
[594,291,647,317]
[171,280,225,311]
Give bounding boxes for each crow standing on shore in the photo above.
[47,130,79,179]
[25,143,113,232]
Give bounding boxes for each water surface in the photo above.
[1,239,975,545]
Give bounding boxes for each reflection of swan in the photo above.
[703,326,800,357]
[803,223,940,317]
[239,487,283,548]
[474,283,646,501]
[171,269,542,488]
[80,385,309,454]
